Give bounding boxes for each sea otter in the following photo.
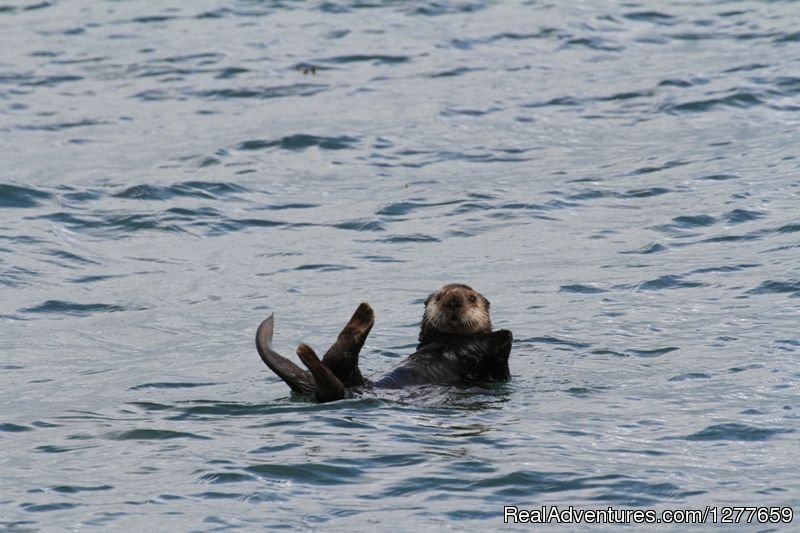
[255,284,512,402]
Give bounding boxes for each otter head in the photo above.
[418,283,492,344]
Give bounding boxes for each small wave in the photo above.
[375,233,440,243]
[747,280,800,297]
[255,202,319,211]
[215,66,249,79]
[565,386,610,398]
[628,347,679,358]
[521,336,591,349]
[46,250,100,267]
[662,91,764,114]
[777,223,800,234]
[621,187,671,198]
[107,429,211,441]
[68,274,123,283]
[688,263,759,275]
[293,264,356,272]
[17,118,109,131]
[670,214,717,228]
[658,78,695,88]
[128,382,219,391]
[412,2,488,16]
[590,478,703,506]
[129,15,177,24]
[562,36,624,52]
[207,218,290,235]
[559,284,607,294]
[36,211,185,236]
[1,2,53,13]
[440,107,497,117]
[236,134,358,151]
[729,364,764,373]
[428,66,482,78]
[684,423,794,441]
[696,173,739,181]
[623,11,678,25]
[199,472,255,484]
[590,349,628,357]
[138,401,347,420]
[1,265,40,288]
[20,300,129,316]
[724,209,765,224]
[195,83,326,100]
[668,372,711,382]
[637,275,706,291]
[0,423,33,432]
[377,199,462,217]
[112,181,246,200]
[775,31,800,43]
[35,444,99,454]
[0,183,51,208]
[333,219,385,232]
[620,243,667,255]
[21,502,82,513]
[321,54,409,65]
[50,485,113,494]
[246,462,363,485]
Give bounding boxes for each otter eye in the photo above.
[468,295,477,303]
[435,295,441,301]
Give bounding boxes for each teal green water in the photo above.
[1,1,799,530]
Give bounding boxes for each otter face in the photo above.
[419,284,492,343]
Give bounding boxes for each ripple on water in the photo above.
[627,347,679,358]
[683,423,795,442]
[107,429,211,441]
[112,181,247,200]
[559,284,607,294]
[0,183,51,208]
[20,502,83,513]
[668,372,711,382]
[321,54,410,65]
[724,209,765,224]
[245,463,363,485]
[193,83,327,100]
[128,382,219,391]
[20,300,131,317]
[236,134,359,151]
[746,280,800,297]
[636,275,707,291]
[620,242,668,255]
[521,336,591,350]
[50,485,113,494]
[0,423,33,432]
[2,0,800,527]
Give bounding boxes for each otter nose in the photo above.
[447,297,462,311]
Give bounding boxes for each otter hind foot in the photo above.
[297,343,346,403]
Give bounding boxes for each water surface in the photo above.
[1,0,799,530]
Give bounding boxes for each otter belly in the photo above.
[372,330,512,389]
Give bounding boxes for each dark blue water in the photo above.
[2,0,799,530]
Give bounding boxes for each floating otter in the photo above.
[255,284,512,403]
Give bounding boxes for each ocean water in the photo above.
[1,0,799,530]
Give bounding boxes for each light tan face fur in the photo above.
[422,284,492,336]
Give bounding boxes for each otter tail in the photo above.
[255,315,315,395]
